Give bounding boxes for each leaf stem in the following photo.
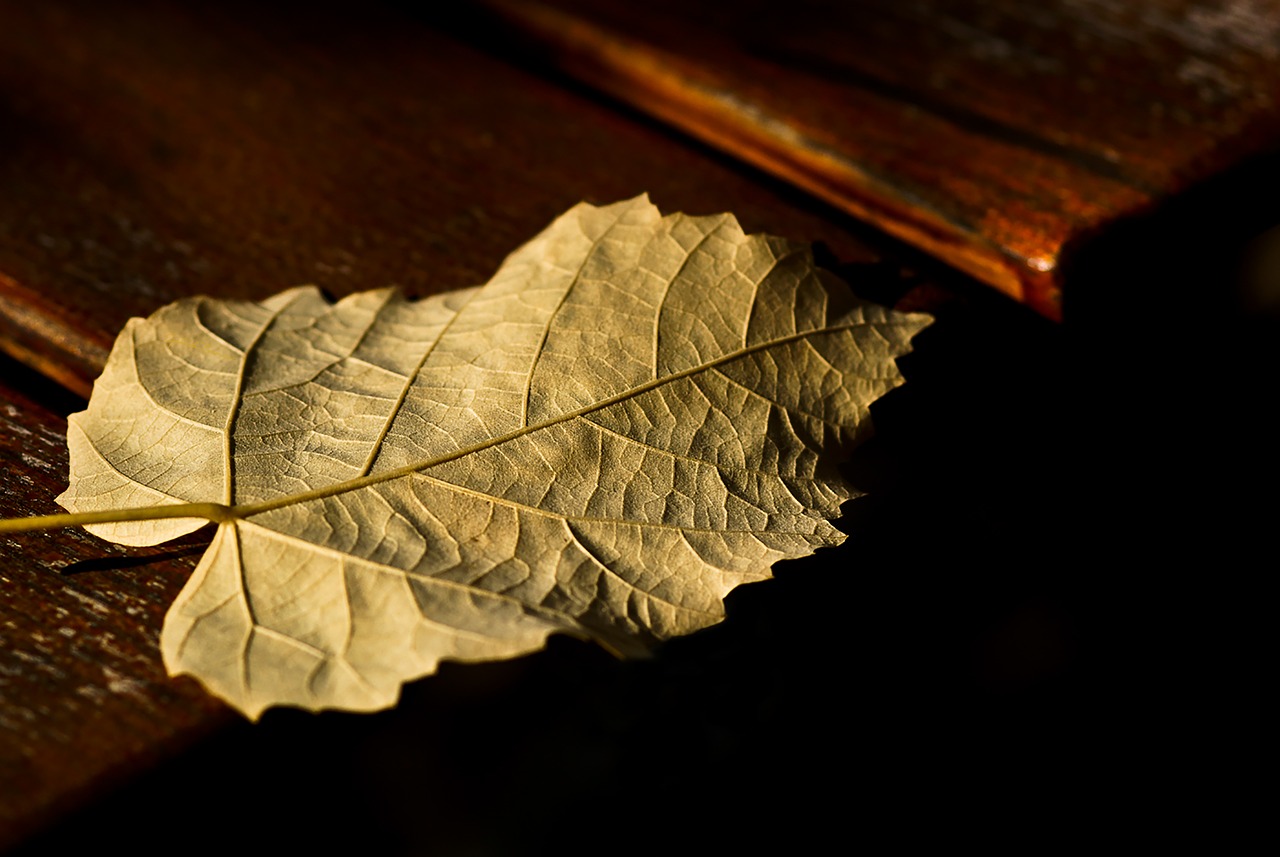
[0,503,237,534]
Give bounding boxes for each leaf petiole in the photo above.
[0,502,238,534]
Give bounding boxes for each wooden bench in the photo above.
[2,0,1273,849]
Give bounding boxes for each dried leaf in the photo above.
[52,196,929,717]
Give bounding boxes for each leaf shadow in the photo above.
[58,533,212,576]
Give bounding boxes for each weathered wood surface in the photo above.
[0,0,906,401]
[0,371,226,850]
[0,1,975,848]
[0,1,1266,850]
[9,0,1250,850]
[473,0,1280,318]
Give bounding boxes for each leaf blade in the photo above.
[60,197,930,716]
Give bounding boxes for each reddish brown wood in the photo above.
[0,2,1192,847]
[472,0,1280,318]
[0,378,228,850]
[0,0,906,399]
[0,2,965,846]
[0,4,1251,848]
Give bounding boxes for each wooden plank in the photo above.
[0,369,227,850]
[470,0,1280,318]
[0,3,1251,847]
[0,0,907,400]
[0,2,977,846]
[1,290,1096,853]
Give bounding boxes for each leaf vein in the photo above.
[235,320,874,520]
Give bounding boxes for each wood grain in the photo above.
[0,1,956,846]
[0,0,911,399]
[0,373,227,850]
[0,3,1254,849]
[471,0,1280,318]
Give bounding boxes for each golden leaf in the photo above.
[45,197,928,718]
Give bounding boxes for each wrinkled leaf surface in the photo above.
[57,197,929,717]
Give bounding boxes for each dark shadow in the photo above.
[13,5,1272,852]
[1063,145,1280,323]
[1061,144,1280,543]
[58,540,210,576]
[1051,144,1280,800]
[0,350,85,418]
